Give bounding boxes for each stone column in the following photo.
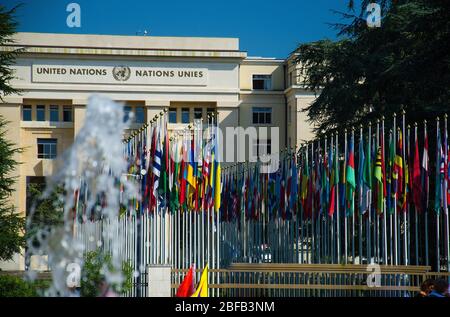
[216,101,239,166]
[72,99,87,138]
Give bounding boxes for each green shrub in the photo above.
[32,279,51,294]
[80,250,133,297]
[0,275,40,297]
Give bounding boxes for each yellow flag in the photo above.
[191,264,208,297]
[214,162,221,213]
[209,153,215,188]
[187,162,196,188]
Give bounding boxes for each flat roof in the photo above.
[11,32,241,52]
[243,56,286,64]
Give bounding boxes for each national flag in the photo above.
[412,128,422,212]
[323,145,330,212]
[231,174,239,220]
[186,137,196,188]
[168,133,174,193]
[191,264,208,297]
[202,138,211,182]
[141,131,148,214]
[301,152,309,209]
[158,119,169,207]
[387,132,396,214]
[346,134,356,215]
[286,158,292,218]
[358,133,366,214]
[169,140,181,213]
[176,264,195,297]
[435,128,443,215]
[290,155,298,215]
[268,169,277,219]
[422,127,429,212]
[153,125,162,208]
[221,175,229,221]
[209,129,217,211]
[444,124,448,215]
[145,125,157,212]
[447,143,450,214]
[179,136,187,208]
[213,123,221,213]
[280,159,286,219]
[244,173,250,219]
[306,153,315,219]
[314,151,322,216]
[328,143,338,217]
[201,137,212,209]
[381,131,387,200]
[374,146,383,214]
[394,130,405,213]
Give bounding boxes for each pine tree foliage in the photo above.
[294,0,450,135]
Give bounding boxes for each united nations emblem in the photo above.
[112,66,131,81]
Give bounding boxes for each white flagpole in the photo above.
[336,134,341,264]
[344,129,348,264]
[393,115,399,265]
[436,117,441,272]
[402,111,408,266]
[382,117,388,264]
[424,119,429,267]
[444,114,450,272]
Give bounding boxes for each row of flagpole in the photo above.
[218,111,449,271]
[74,108,450,296]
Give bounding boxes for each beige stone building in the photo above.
[0,32,315,270]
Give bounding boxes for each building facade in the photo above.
[0,32,315,270]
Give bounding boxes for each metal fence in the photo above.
[153,263,449,297]
[75,211,221,297]
[74,215,450,297]
[3,265,448,297]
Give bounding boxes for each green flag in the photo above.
[169,145,180,213]
[346,136,356,215]
[158,134,168,203]
[388,132,396,214]
[374,147,383,214]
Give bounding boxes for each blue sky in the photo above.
[5,0,360,58]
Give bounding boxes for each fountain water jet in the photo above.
[25,95,137,296]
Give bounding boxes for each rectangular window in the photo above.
[252,75,272,90]
[169,108,177,123]
[181,108,190,124]
[37,138,57,159]
[22,105,32,121]
[36,105,45,121]
[124,106,132,123]
[252,107,272,124]
[135,107,145,124]
[49,105,59,122]
[194,108,202,120]
[63,106,72,122]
